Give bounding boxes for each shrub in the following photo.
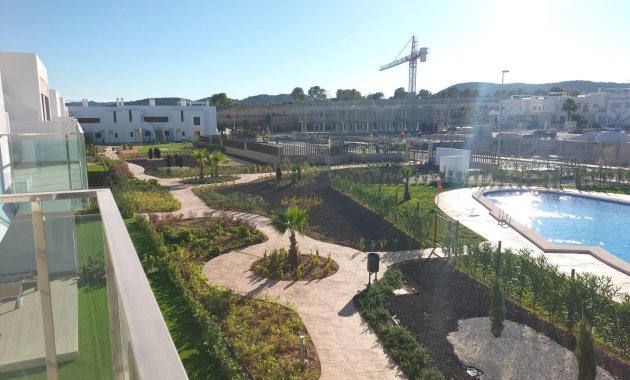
[353,268,443,379]
[576,314,596,380]
[490,278,505,337]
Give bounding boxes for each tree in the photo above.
[416,89,432,99]
[166,154,172,168]
[191,149,209,180]
[400,166,412,201]
[366,92,384,100]
[210,93,233,106]
[391,87,407,99]
[562,98,578,122]
[209,150,226,177]
[489,278,506,337]
[290,87,306,102]
[271,206,309,266]
[154,147,161,159]
[576,314,596,380]
[148,148,154,159]
[335,89,363,101]
[307,86,327,100]
[549,86,564,93]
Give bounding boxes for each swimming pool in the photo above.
[483,190,630,264]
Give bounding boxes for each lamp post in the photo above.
[498,69,509,174]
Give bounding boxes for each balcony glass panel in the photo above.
[0,198,112,379]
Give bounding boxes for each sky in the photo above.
[1,0,629,101]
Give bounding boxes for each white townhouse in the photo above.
[0,51,86,197]
[69,98,219,144]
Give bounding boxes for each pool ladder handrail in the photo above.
[497,208,512,226]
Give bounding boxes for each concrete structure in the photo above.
[435,147,470,183]
[69,98,219,144]
[0,52,186,378]
[501,90,630,131]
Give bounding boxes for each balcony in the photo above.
[0,189,187,379]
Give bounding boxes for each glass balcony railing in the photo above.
[0,189,187,379]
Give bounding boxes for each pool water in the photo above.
[484,190,630,264]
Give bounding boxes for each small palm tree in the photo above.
[271,205,309,266]
[191,149,209,180]
[562,98,578,122]
[209,150,227,177]
[400,166,412,201]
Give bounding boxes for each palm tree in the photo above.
[271,205,309,266]
[209,150,227,177]
[562,98,578,122]
[400,166,412,201]
[191,149,209,180]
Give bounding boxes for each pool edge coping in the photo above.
[472,188,630,276]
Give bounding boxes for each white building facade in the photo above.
[0,52,85,197]
[69,99,219,144]
[501,90,630,131]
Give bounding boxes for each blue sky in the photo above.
[1,0,628,101]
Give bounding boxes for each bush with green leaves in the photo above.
[576,314,596,380]
[353,268,444,379]
[194,187,267,214]
[451,242,630,359]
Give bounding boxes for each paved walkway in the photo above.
[121,154,430,379]
[437,187,630,294]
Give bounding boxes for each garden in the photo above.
[196,162,629,380]
[126,214,321,379]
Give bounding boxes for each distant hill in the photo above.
[67,80,629,107]
[443,80,628,97]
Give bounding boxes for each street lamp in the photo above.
[498,69,509,174]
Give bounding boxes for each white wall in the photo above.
[69,103,219,144]
[0,52,48,122]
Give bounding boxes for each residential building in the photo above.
[0,52,186,379]
[69,98,219,144]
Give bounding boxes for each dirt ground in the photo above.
[386,259,629,379]
[217,172,420,251]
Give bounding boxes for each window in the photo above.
[144,116,169,122]
[180,110,184,122]
[532,105,542,111]
[114,132,118,138]
[193,131,201,137]
[130,132,134,138]
[193,116,201,126]
[182,131,185,137]
[78,118,101,123]
[129,110,133,122]
[95,132,102,138]
[164,131,170,136]
[144,131,151,137]
[113,111,117,123]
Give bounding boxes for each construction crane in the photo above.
[379,36,428,95]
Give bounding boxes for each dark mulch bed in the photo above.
[217,172,419,251]
[385,258,629,380]
[128,157,198,171]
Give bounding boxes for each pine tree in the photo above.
[576,314,596,380]
[490,277,506,337]
[148,148,154,159]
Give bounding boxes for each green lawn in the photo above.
[3,218,112,379]
[137,142,194,154]
[87,164,106,172]
[369,183,483,243]
[124,218,224,379]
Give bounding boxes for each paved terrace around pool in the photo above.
[437,188,630,295]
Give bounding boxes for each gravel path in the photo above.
[447,317,613,380]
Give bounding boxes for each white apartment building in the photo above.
[501,90,630,131]
[0,52,85,197]
[69,98,219,144]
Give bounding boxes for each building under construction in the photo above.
[294,97,496,135]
